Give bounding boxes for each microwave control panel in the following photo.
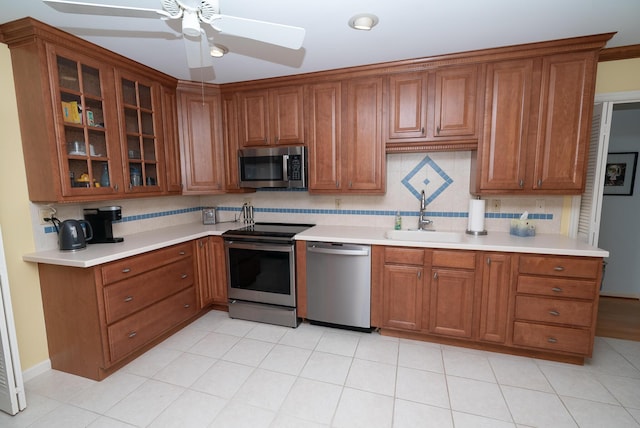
[289,155,302,180]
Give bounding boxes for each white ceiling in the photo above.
[2,0,640,84]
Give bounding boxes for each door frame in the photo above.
[569,90,640,244]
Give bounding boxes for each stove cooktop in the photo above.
[222,222,315,240]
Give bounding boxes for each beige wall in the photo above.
[0,45,50,371]
[596,58,640,93]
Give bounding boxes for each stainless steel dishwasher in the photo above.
[306,241,372,331]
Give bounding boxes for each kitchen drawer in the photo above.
[385,247,425,266]
[432,250,476,270]
[513,321,591,355]
[107,286,197,363]
[517,275,596,300]
[515,296,593,327]
[518,255,600,279]
[103,258,194,324]
[102,242,193,285]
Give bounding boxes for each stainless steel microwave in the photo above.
[238,146,307,189]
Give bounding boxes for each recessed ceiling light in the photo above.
[348,14,379,31]
[210,44,228,58]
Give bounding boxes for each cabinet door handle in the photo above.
[547,337,558,344]
[433,272,438,280]
[264,138,268,144]
[349,181,352,188]
[124,296,133,302]
[275,137,279,144]
[122,268,131,273]
[554,266,565,272]
[114,184,119,191]
[336,181,340,188]
[421,127,425,135]
[551,287,563,293]
[519,179,524,188]
[181,274,188,279]
[179,251,186,255]
[417,271,421,279]
[128,331,137,339]
[537,178,542,187]
[486,257,491,265]
[436,125,440,135]
[184,304,191,308]
[199,241,204,248]
[549,310,560,316]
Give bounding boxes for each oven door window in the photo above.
[226,242,295,307]
[240,155,284,182]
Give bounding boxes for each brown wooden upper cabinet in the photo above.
[237,86,305,147]
[0,18,179,203]
[177,82,225,194]
[306,77,385,194]
[472,50,599,195]
[385,64,481,152]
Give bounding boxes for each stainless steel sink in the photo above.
[385,229,464,243]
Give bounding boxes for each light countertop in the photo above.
[23,223,609,268]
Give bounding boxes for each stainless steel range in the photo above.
[223,223,314,327]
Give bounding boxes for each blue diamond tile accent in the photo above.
[401,155,453,203]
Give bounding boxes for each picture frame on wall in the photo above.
[604,152,638,196]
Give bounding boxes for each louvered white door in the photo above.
[576,103,612,245]
[0,225,26,415]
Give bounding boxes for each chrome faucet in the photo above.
[418,190,433,230]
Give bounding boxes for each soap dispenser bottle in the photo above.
[394,211,402,230]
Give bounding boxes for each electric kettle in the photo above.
[53,219,93,251]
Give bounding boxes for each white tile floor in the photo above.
[3,309,640,427]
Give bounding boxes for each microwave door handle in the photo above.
[282,154,289,181]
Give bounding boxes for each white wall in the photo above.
[599,104,640,297]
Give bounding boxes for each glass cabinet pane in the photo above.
[120,75,160,191]
[81,64,101,98]
[57,56,79,92]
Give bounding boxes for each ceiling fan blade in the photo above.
[43,0,169,19]
[211,15,305,50]
[183,32,213,69]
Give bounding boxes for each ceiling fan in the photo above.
[43,0,306,68]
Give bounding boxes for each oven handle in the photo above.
[225,240,294,253]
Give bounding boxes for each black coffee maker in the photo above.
[83,206,124,244]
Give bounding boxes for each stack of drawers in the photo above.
[512,255,601,356]
[101,242,198,362]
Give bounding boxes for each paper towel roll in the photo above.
[467,198,486,234]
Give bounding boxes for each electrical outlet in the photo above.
[535,199,545,213]
[490,199,501,213]
[39,209,53,225]
[335,198,341,210]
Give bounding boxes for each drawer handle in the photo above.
[181,273,188,279]
[124,296,133,302]
[547,337,558,344]
[184,304,190,308]
[549,310,560,316]
[122,268,131,273]
[128,331,137,339]
[551,287,563,293]
[179,251,186,256]
[554,266,565,272]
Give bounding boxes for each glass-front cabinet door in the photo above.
[49,46,121,198]
[117,71,163,194]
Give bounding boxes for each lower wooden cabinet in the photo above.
[381,247,425,331]
[427,250,477,339]
[37,241,200,380]
[374,245,603,363]
[478,252,512,344]
[196,236,228,308]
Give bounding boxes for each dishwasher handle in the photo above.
[307,244,369,256]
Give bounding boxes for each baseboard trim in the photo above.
[22,359,51,383]
[599,292,640,300]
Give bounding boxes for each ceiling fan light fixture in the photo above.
[181,10,201,37]
[210,44,228,57]
[349,14,378,31]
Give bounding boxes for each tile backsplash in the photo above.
[31,152,562,251]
